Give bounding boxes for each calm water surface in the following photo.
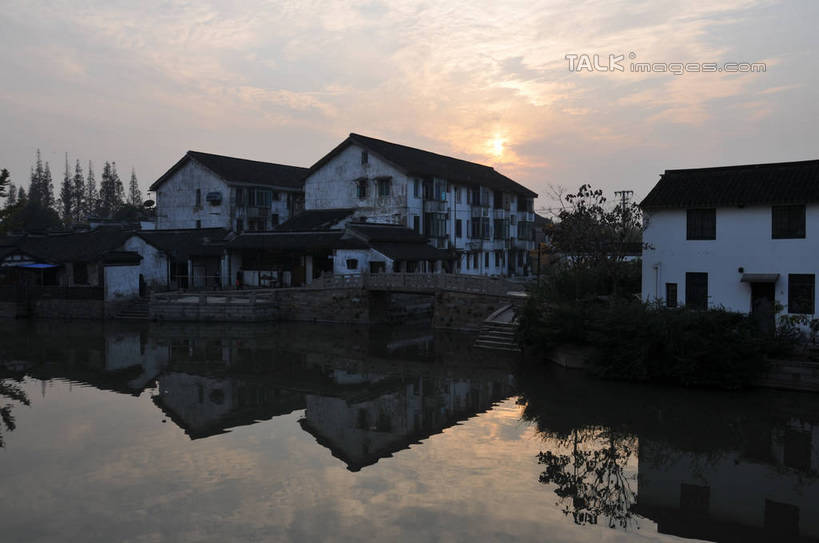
[0,321,817,542]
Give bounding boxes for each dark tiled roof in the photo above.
[150,151,309,192]
[369,242,453,261]
[6,227,135,264]
[227,232,366,251]
[275,209,355,232]
[308,133,537,198]
[640,159,819,209]
[137,228,229,259]
[347,223,428,243]
[102,251,143,265]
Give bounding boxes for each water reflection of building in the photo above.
[300,373,514,471]
[517,365,819,542]
[635,422,819,542]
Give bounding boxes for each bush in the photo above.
[519,297,783,389]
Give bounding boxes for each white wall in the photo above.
[332,249,392,275]
[104,264,140,301]
[121,236,168,290]
[305,144,414,224]
[642,205,819,315]
[154,160,231,230]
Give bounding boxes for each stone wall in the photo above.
[33,299,105,319]
[431,291,522,331]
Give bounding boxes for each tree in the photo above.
[72,160,85,223]
[60,155,74,224]
[42,162,54,209]
[6,183,17,208]
[0,378,30,448]
[86,161,97,217]
[127,168,142,207]
[28,150,45,206]
[17,186,26,203]
[0,168,10,199]
[545,184,644,298]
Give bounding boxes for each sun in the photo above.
[490,135,505,158]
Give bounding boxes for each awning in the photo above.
[13,263,59,269]
[740,273,779,283]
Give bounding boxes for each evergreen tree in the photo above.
[17,186,26,203]
[0,168,9,199]
[42,162,54,209]
[60,155,74,223]
[29,150,45,206]
[6,183,17,208]
[86,161,97,217]
[98,161,124,217]
[72,160,85,223]
[127,168,142,207]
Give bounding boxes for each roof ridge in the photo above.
[187,150,309,170]
[348,133,497,171]
[664,158,819,174]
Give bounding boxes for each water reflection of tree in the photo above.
[0,378,30,447]
[537,426,637,530]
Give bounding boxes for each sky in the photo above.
[0,0,817,213]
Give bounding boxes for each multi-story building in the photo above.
[641,159,819,323]
[150,151,308,232]
[304,133,538,276]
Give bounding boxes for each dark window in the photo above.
[413,179,420,198]
[784,428,812,471]
[412,215,420,233]
[73,262,88,285]
[377,178,391,197]
[195,220,201,229]
[484,252,489,268]
[455,219,462,238]
[494,251,500,266]
[666,283,677,308]
[271,214,279,226]
[424,213,446,238]
[346,259,358,270]
[361,151,368,164]
[272,191,280,201]
[356,179,368,199]
[465,254,470,270]
[772,205,806,239]
[788,274,814,314]
[473,253,479,268]
[493,219,508,240]
[680,483,710,515]
[472,217,490,240]
[764,500,800,538]
[236,219,243,233]
[235,188,244,205]
[494,190,504,209]
[195,189,201,207]
[686,209,716,240]
[685,272,708,309]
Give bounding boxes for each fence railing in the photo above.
[151,290,277,305]
[310,272,521,296]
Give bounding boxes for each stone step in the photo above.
[473,342,521,352]
[474,338,520,349]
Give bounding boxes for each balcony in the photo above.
[467,240,483,251]
[471,207,490,218]
[493,208,506,219]
[514,238,533,250]
[246,206,270,218]
[424,200,448,213]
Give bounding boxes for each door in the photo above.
[751,282,776,335]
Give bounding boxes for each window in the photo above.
[412,215,420,233]
[494,251,500,266]
[73,262,88,285]
[494,190,503,209]
[357,179,368,199]
[685,272,708,309]
[271,214,279,226]
[195,220,201,229]
[456,187,462,204]
[252,189,272,208]
[680,484,710,515]
[195,189,201,207]
[471,217,490,239]
[686,209,716,240]
[455,219,462,238]
[377,178,391,197]
[235,188,245,205]
[473,253,479,269]
[517,220,533,241]
[424,212,446,238]
[484,252,489,268]
[346,259,358,270]
[236,219,243,233]
[361,151,368,164]
[413,179,421,198]
[773,205,806,239]
[465,254,470,270]
[788,274,814,314]
[493,219,508,240]
[666,283,678,308]
[272,191,280,201]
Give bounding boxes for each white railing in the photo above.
[310,272,520,296]
[151,290,278,305]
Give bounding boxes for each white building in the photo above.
[150,151,308,232]
[304,133,538,276]
[641,160,819,321]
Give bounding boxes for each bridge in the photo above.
[148,272,531,330]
